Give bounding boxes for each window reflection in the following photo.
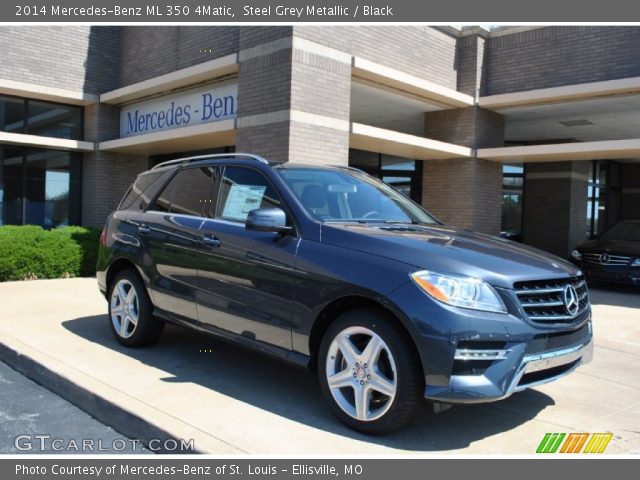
[502,164,524,241]
[0,96,25,133]
[27,100,83,139]
[349,149,420,201]
[0,95,82,140]
[1,148,81,227]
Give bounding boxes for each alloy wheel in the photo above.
[110,279,139,339]
[325,326,398,422]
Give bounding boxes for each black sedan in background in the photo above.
[571,220,640,285]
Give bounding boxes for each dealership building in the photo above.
[1,25,640,256]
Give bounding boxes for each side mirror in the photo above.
[246,208,292,234]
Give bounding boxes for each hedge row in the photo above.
[0,225,102,282]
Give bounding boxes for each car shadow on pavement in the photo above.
[588,285,640,309]
[62,315,554,452]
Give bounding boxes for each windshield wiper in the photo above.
[384,220,421,225]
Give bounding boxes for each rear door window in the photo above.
[119,171,165,211]
[149,166,216,217]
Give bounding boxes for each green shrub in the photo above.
[0,225,102,282]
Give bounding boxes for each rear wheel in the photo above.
[108,269,164,347]
[318,309,424,434]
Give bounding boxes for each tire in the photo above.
[318,308,424,434]
[108,269,164,347]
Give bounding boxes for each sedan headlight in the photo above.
[571,249,582,260]
[410,270,507,314]
[632,258,640,267]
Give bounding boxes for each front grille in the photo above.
[526,323,591,355]
[514,276,589,323]
[582,252,631,265]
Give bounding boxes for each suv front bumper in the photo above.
[424,334,593,403]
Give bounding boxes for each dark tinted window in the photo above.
[119,171,164,211]
[0,96,25,133]
[0,96,83,140]
[26,100,83,139]
[216,167,282,222]
[150,167,215,217]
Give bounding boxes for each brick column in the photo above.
[235,28,351,165]
[82,103,147,227]
[522,161,590,257]
[621,163,640,220]
[422,107,505,235]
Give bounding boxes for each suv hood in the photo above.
[321,223,581,289]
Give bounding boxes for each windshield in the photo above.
[600,222,640,242]
[276,167,438,224]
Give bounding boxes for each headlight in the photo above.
[632,258,640,267]
[410,270,507,314]
[571,249,582,260]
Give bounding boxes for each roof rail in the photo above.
[151,153,269,170]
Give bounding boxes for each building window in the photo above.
[349,149,422,203]
[0,95,83,140]
[587,161,607,238]
[0,147,82,227]
[501,164,524,241]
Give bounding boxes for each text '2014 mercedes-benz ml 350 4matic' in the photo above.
[97,154,593,434]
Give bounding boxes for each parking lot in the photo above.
[0,278,638,454]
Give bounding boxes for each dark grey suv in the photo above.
[97,153,593,434]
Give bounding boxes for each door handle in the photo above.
[138,224,151,235]
[202,234,221,248]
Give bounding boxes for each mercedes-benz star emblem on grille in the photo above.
[563,285,580,317]
[599,253,610,264]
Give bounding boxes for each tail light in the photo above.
[99,226,107,246]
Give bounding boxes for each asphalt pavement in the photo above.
[0,361,147,454]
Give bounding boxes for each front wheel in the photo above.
[318,309,424,434]
[108,269,164,347]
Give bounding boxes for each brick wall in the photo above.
[118,26,240,87]
[456,33,487,97]
[424,107,505,149]
[422,158,503,234]
[81,102,147,227]
[81,151,147,227]
[422,106,504,235]
[236,29,351,165]
[293,26,458,89]
[621,163,640,220]
[483,26,640,95]
[0,26,119,94]
[522,161,589,257]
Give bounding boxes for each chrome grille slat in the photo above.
[582,252,631,265]
[520,300,564,308]
[527,305,590,322]
[513,276,590,324]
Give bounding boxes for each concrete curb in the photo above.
[0,340,200,454]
